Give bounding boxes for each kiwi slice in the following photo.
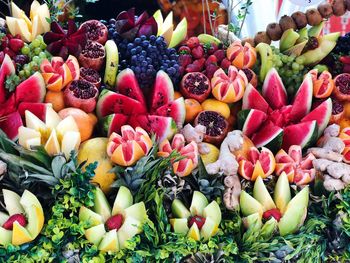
[332,0,347,16]
[291,11,308,29]
[279,15,297,31]
[254,31,271,45]
[318,2,333,18]
[266,23,283,41]
[306,8,323,26]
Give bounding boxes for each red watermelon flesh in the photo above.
[0,111,23,140]
[18,102,49,122]
[103,113,129,136]
[96,90,147,118]
[15,72,46,105]
[289,74,313,122]
[242,84,271,113]
[262,68,287,110]
[301,98,332,136]
[0,94,16,118]
[239,109,267,137]
[116,68,147,106]
[251,121,283,151]
[282,121,318,150]
[0,54,15,103]
[150,70,174,111]
[154,97,185,128]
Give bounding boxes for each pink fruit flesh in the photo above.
[2,213,27,230]
[105,214,123,231]
[188,215,206,229]
[263,208,282,222]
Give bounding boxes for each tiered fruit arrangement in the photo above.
[0,0,350,262]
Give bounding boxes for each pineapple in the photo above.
[184,251,225,263]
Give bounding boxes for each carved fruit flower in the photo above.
[79,186,148,252]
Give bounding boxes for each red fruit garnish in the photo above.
[205,55,218,66]
[263,208,282,222]
[178,54,192,68]
[1,35,9,49]
[3,47,16,58]
[206,43,219,55]
[187,37,200,49]
[213,49,225,62]
[105,214,123,231]
[339,56,350,64]
[2,213,27,230]
[0,51,4,64]
[178,46,191,54]
[181,72,211,102]
[220,58,231,70]
[186,63,200,73]
[193,58,206,70]
[9,38,24,53]
[188,215,206,229]
[191,45,204,59]
[79,20,108,45]
[44,20,87,60]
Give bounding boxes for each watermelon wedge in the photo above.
[239,68,329,152]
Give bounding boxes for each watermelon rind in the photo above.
[262,68,287,110]
[301,98,332,137]
[102,113,129,136]
[238,109,267,137]
[155,97,186,128]
[251,122,284,153]
[282,120,318,151]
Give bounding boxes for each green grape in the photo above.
[299,65,304,70]
[287,56,294,63]
[39,52,47,59]
[32,56,40,63]
[19,70,25,78]
[29,61,38,68]
[34,47,41,55]
[36,35,44,43]
[40,43,47,50]
[286,70,293,77]
[24,69,31,77]
[292,62,299,71]
[281,55,289,63]
[276,60,283,67]
[32,39,41,48]
[23,64,30,71]
[295,56,305,65]
[21,45,30,55]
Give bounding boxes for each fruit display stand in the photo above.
[0,0,350,262]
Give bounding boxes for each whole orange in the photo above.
[185,98,202,123]
[45,90,65,112]
[58,108,95,142]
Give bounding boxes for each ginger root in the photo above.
[223,175,241,210]
[323,175,345,191]
[308,148,343,162]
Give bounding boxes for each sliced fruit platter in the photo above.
[0,0,350,262]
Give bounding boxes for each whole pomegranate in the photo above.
[79,67,101,89]
[64,79,98,113]
[180,72,211,103]
[333,73,350,101]
[79,20,108,45]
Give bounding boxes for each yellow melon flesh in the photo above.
[5,16,18,36]
[11,2,24,19]
[85,224,106,245]
[30,0,41,21]
[56,116,79,142]
[18,127,41,149]
[2,189,24,216]
[61,131,81,159]
[37,4,51,33]
[24,137,41,150]
[12,222,33,246]
[45,106,62,130]
[45,130,60,156]
[31,15,44,41]
[99,229,119,252]
[25,111,47,134]
[24,205,44,238]
[0,227,12,246]
[15,19,32,42]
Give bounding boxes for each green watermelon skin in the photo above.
[282,121,318,151]
[102,113,129,136]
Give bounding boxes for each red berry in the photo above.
[220,58,231,70]
[1,36,9,49]
[178,54,193,67]
[0,51,4,64]
[213,49,225,62]
[3,47,16,58]
[205,63,219,79]
[9,38,24,53]
[263,208,282,222]
[6,34,13,40]
[186,63,201,73]
[2,214,27,230]
[205,55,218,66]
[188,215,206,229]
[191,45,204,59]
[178,46,191,54]
[193,58,206,70]
[186,37,200,49]
[207,43,219,55]
[105,214,123,231]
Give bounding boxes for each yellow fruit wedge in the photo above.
[31,15,44,41]
[153,10,163,36]
[18,126,41,149]
[45,106,61,130]
[99,229,119,252]
[25,110,48,137]
[15,19,32,42]
[24,205,45,238]
[61,131,81,159]
[30,0,41,21]
[0,211,9,226]
[37,4,50,32]
[187,223,201,241]
[5,16,18,36]
[0,227,12,246]
[118,216,142,249]
[11,2,24,19]
[12,222,33,246]
[2,189,24,216]
[24,137,41,150]
[85,224,106,245]
[169,18,187,48]
[45,130,61,156]
[56,116,79,142]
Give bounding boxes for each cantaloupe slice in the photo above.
[15,19,32,42]
[12,222,33,246]
[45,129,60,156]
[30,0,41,21]
[56,116,79,142]
[5,16,18,36]
[18,126,41,148]
[61,131,81,158]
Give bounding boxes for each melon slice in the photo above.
[282,121,318,151]
[103,113,129,136]
[0,111,23,140]
[15,72,46,105]
[116,68,147,106]
[150,70,174,111]
[242,84,270,113]
[0,54,16,103]
[301,98,332,137]
[238,109,267,137]
[251,122,283,153]
[154,97,186,128]
[262,68,287,110]
[18,102,50,121]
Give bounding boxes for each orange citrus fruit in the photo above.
[201,99,231,119]
[58,107,95,142]
[174,91,182,99]
[185,98,202,123]
[45,90,65,112]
